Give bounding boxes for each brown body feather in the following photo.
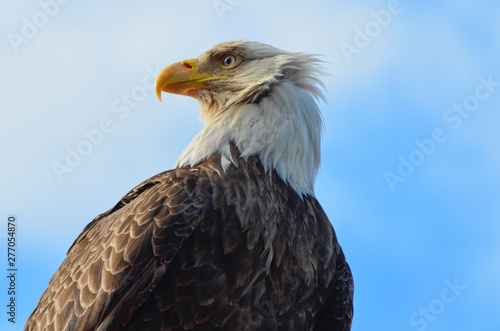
[25,145,353,331]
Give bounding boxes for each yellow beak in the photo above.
[155,58,228,101]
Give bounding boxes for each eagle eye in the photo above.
[221,54,237,69]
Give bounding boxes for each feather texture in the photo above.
[25,146,352,330]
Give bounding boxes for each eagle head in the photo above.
[155,40,326,197]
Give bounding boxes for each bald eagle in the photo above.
[26,40,353,331]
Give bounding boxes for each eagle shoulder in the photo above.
[25,166,212,331]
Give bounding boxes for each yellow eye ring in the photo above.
[222,54,237,68]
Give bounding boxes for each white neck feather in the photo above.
[176,81,323,197]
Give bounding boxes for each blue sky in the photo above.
[1,0,499,330]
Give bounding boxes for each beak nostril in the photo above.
[183,62,193,69]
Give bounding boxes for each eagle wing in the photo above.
[314,243,354,331]
[25,168,210,330]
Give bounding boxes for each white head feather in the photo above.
[175,40,326,197]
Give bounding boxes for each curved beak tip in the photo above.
[155,83,163,102]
